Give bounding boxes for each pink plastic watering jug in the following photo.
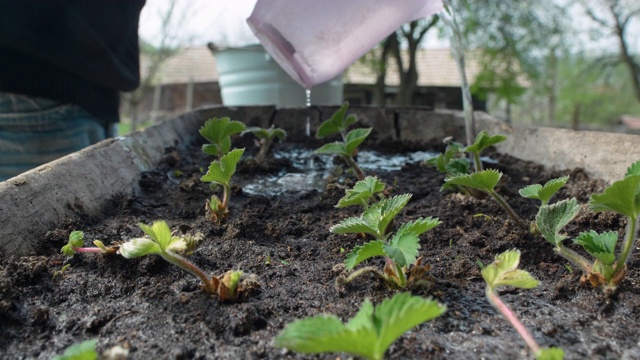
[247,0,443,89]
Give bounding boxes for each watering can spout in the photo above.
[247,0,443,89]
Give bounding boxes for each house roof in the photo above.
[620,115,640,129]
[150,46,483,87]
[151,46,219,84]
[345,48,483,87]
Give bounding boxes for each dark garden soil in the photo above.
[2,135,640,360]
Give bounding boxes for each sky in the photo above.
[139,0,260,48]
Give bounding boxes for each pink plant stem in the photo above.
[73,247,104,254]
[486,287,540,355]
[222,184,230,210]
[162,251,217,295]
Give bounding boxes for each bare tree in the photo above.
[364,17,439,106]
[580,0,640,102]
[392,17,440,105]
[121,0,192,132]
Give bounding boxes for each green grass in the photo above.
[116,120,153,136]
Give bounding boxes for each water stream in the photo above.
[305,89,311,137]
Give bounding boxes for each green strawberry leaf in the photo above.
[374,293,446,358]
[445,158,470,176]
[345,240,386,270]
[244,126,287,141]
[519,184,543,200]
[61,231,86,256]
[199,117,246,157]
[201,148,245,186]
[274,293,445,360]
[131,220,186,255]
[384,232,420,268]
[395,217,441,237]
[520,176,569,205]
[573,230,617,265]
[367,194,412,238]
[482,249,539,290]
[314,142,346,156]
[316,102,357,138]
[331,216,378,238]
[590,174,640,218]
[537,176,569,204]
[118,237,162,258]
[465,130,507,155]
[626,160,640,177]
[345,128,372,156]
[535,198,581,246]
[445,169,502,193]
[336,176,386,209]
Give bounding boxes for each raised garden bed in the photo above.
[1,106,640,359]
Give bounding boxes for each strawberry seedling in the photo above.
[465,130,507,172]
[431,131,524,227]
[445,169,526,228]
[119,221,257,301]
[315,102,370,180]
[201,148,245,223]
[535,161,640,291]
[61,230,117,257]
[482,250,564,360]
[332,194,440,288]
[242,125,286,163]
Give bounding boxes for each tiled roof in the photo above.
[620,115,640,129]
[345,48,483,87]
[148,46,219,85]
[149,46,483,87]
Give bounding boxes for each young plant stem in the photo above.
[254,139,271,163]
[554,245,592,274]
[72,247,105,254]
[161,250,217,295]
[222,184,230,211]
[345,156,366,181]
[473,152,483,172]
[394,262,406,287]
[615,215,638,276]
[488,190,526,228]
[344,266,384,282]
[486,287,540,355]
[337,128,366,180]
[340,130,348,142]
[340,266,396,288]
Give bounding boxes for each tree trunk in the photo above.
[571,103,581,131]
[372,35,395,105]
[615,21,640,103]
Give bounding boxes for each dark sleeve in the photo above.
[0,0,146,91]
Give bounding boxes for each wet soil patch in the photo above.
[1,137,639,359]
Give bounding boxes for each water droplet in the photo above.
[305,88,314,169]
